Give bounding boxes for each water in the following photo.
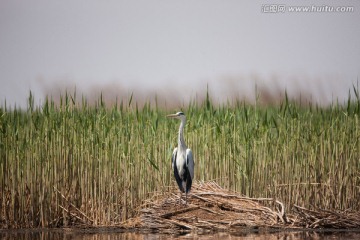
[1,229,360,240]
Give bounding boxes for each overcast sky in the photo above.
[1,0,359,107]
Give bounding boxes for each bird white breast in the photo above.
[176,153,186,177]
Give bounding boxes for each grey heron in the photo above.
[167,112,194,204]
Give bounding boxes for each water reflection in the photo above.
[1,230,360,240]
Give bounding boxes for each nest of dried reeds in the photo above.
[122,181,360,233]
[293,205,360,229]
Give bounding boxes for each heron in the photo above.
[167,112,194,204]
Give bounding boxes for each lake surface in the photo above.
[1,229,360,240]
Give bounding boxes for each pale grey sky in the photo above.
[0,0,359,107]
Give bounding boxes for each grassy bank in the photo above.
[0,90,359,228]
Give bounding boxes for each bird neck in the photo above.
[178,119,187,150]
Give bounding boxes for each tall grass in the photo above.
[0,89,359,228]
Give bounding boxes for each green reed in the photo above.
[0,89,359,228]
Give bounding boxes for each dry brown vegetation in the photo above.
[123,181,360,233]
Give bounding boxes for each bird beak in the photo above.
[166,113,178,118]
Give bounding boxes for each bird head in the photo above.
[166,112,186,121]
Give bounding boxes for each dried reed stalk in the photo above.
[293,205,360,229]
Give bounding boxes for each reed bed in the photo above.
[0,89,359,228]
[127,181,290,232]
[125,181,360,232]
